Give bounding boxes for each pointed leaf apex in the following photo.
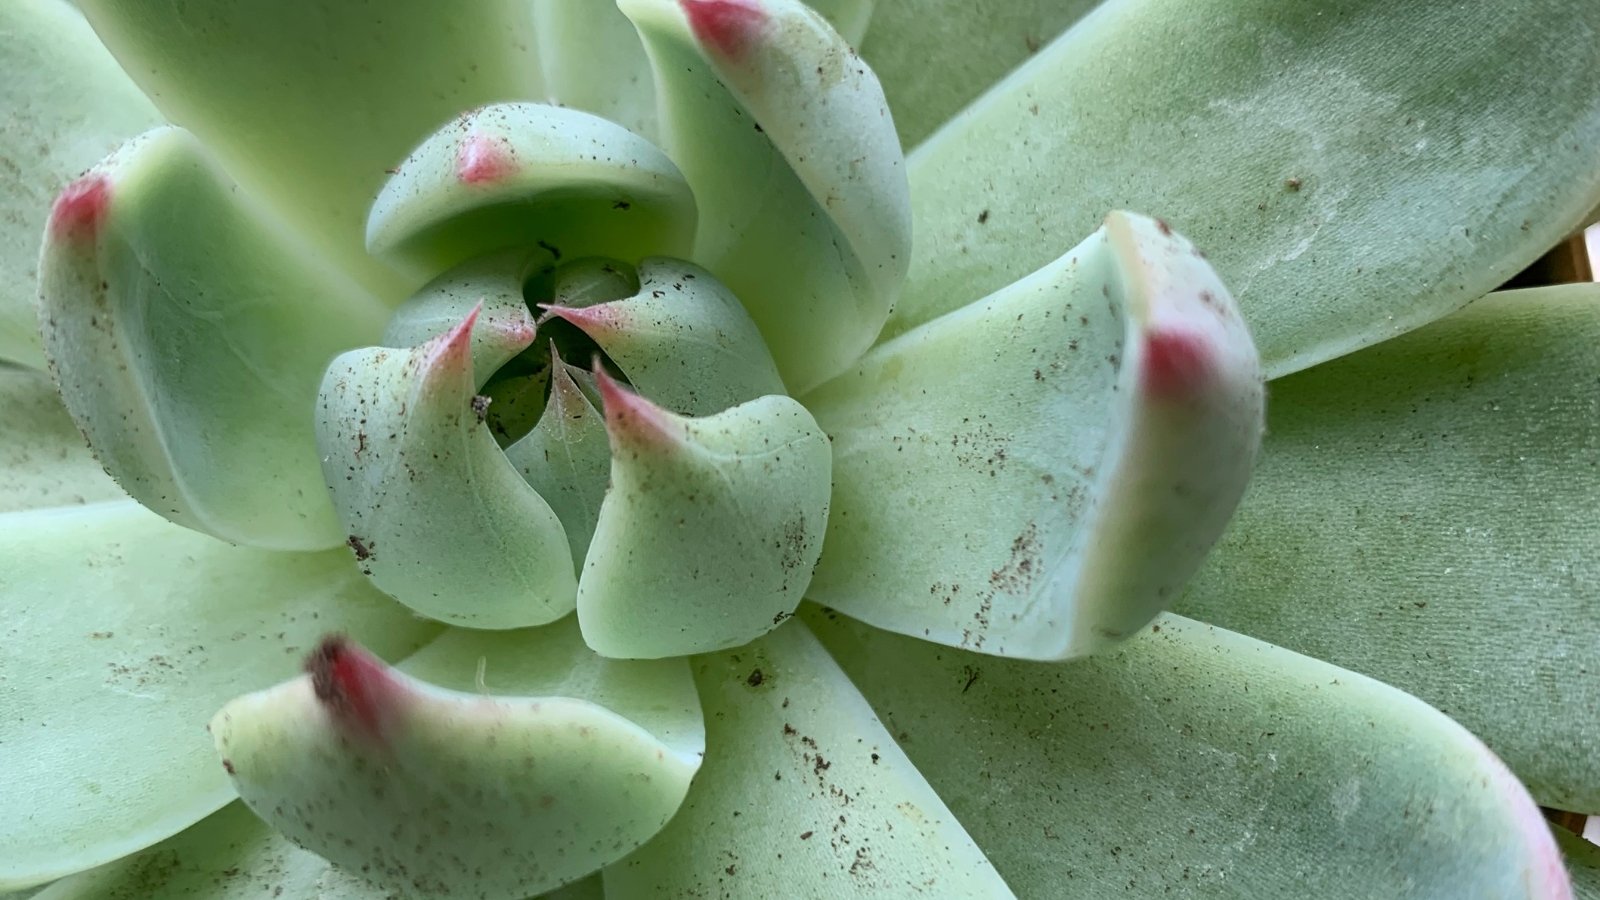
[540,303,622,337]
[1141,327,1216,397]
[305,635,405,740]
[681,0,767,59]
[595,367,678,445]
[455,131,518,184]
[48,173,112,242]
[424,302,482,375]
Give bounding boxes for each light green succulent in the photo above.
[2,0,1598,896]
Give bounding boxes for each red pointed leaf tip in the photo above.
[48,174,112,241]
[456,132,518,185]
[425,303,481,374]
[1141,327,1215,397]
[595,367,676,445]
[542,303,623,338]
[681,0,767,60]
[306,635,401,739]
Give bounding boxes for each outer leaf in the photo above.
[542,257,786,416]
[534,0,658,139]
[0,0,160,367]
[891,0,1600,378]
[803,212,1262,659]
[621,0,911,393]
[366,103,696,281]
[605,620,1013,897]
[857,0,1097,147]
[76,0,547,297]
[1179,284,1600,812]
[38,127,386,551]
[315,310,577,629]
[212,619,704,900]
[810,609,1574,898]
[32,803,380,899]
[0,501,439,890]
[0,365,121,512]
[577,376,832,658]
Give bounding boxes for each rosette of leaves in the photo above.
[2,0,1597,897]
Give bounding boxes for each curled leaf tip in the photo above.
[540,302,620,336]
[681,0,766,59]
[305,635,400,739]
[1141,328,1215,396]
[595,366,676,445]
[48,173,112,241]
[455,131,518,184]
[423,302,482,375]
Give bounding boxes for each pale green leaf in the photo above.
[891,0,1600,378]
[381,248,544,387]
[33,803,385,899]
[578,376,831,658]
[542,257,785,416]
[366,102,696,282]
[810,609,1574,897]
[38,127,386,551]
[0,0,161,367]
[505,359,611,573]
[802,212,1262,659]
[857,0,1098,147]
[212,619,704,899]
[0,501,439,890]
[621,0,910,393]
[605,619,1013,898]
[1179,283,1600,812]
[534,0,658,139]
[0,365,121,512]
[76,0,548,298]
[315,310,577,629]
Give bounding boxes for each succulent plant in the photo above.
[2,0,1597,896]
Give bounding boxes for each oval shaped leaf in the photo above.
[577,375,832,658]
[802,212,1263,659]
[38,127,387,551]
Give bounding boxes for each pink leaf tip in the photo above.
[49,174,112,241]
[594,366,676,445]
[425,303,482,375]
[456,132,518,185]
[306,635,401,738]
[540,303,623,338]
[1141,327,1215,397]
[681,0,766,59]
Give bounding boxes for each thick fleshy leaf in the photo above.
[32,803,379,899]
[0,501,439,890]
[810,609,1574,897]
[542,257,785,416]
[75,0,547,297]
[0,0,161,367]
[621,0,911,393]
[857,0,1097,147]
[534,0,658,139]
[891,0,1600,378]
[367,103,696,280]
[0,365,121,512]
[802,212,1262,659]
[315,310,577,629]
[606,620,1013,897]
[212,618,704,900]
[381,248,545,386]
[577,375,831,658]
[1179,283,1600,812]
[38,127,386,551]
[505,358,611,573]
